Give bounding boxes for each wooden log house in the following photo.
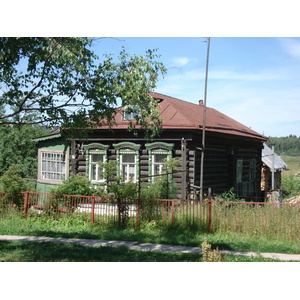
[34,92,268,200]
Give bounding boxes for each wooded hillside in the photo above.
[267,135,300,156]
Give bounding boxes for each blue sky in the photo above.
[92,37,300,138]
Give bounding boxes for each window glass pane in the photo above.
[154,164,160,175]
[122,164,128,181]
[90,164,95,181]
[98,168,104,181]
[128,164,135,179]
[154,154,167,163]
[91,154,103,163]
[89,154,105,182]
[237,159,243,182]
[122,154,135,163]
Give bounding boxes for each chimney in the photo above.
[199,100,203,105]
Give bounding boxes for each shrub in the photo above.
[215,188,242,202]
[50,174,106,196]
[281,175,300,197]
[110,181,138,199]
[0,164,31,207]
[201,238,225,262]
[140,175,178,199]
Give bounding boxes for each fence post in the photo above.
[117,198,121,227]
[23,190,30,217]
[171,200,175,226]
[136,179,141,229]
[90,195,95,223]
[136,198,141,230]
[206,188,212,233]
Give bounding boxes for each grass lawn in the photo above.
[282,156,300,176]
[1,213,300,262]
[0,241,287,262]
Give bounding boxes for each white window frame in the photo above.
[83,143,109,185]
[113,142,141,184]
[152,153,168,177]
[145,142,174,183]
[120,152,137,183]
[89,152,105,184]
[38,149,68,184]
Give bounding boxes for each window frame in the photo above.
[38,149,68,184]
[120,152,137,183]
[83,143,109,185]
[89,152,105,184]
[113,142,140,183]
[145,142,174,182]
[152,153,169,177]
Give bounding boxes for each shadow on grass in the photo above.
[0,241,201,262]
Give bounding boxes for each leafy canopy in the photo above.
[0,37,166,138]
[0,123,49,177]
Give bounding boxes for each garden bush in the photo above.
[282,175,300,198]
[0,164,32,207]
[50,174,106,196]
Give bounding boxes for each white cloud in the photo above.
[279,38,300,58]
[171,57,190,67]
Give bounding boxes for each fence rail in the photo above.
[1,191,300,240]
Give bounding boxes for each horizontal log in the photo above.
[78,166,86,172]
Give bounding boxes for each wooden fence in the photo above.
[1,191,300,240]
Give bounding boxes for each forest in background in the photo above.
[266,135,300,156]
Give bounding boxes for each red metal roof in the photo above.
[98,92,268,141]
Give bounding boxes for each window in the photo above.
[236,159,243,196]
[113,142,141,183]
[123,105,140,120]
[120,153,136,182]
[152,153,168,176]
[145,142,174,182]
[236,159,243,183]
[83,143,109,185]
[89,153,105,183]
[39,150,67,183]
[249,159,256,181]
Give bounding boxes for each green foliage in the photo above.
[110,182,138,199]
[141,157,181,199]
[0,123,49,177]
[215,188,242,202]
[140,176,175,199]
[0,164,30,192]
[267,135,300,156]
[0,37,166,140]
[50,174,105,196]
[281,175,300,197]
[98,161,138,199]
[98,161,117,183]
[0,164,32,207]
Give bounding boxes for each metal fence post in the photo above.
[171,200,175,226]
[136,179,141,230]
[136,198,141,229]
[117,198,121,227]
[90,195,95,223]
[23,190,30,217]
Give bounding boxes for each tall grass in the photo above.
[1,191,300,242]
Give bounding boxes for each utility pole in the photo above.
[200,37,211,201]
